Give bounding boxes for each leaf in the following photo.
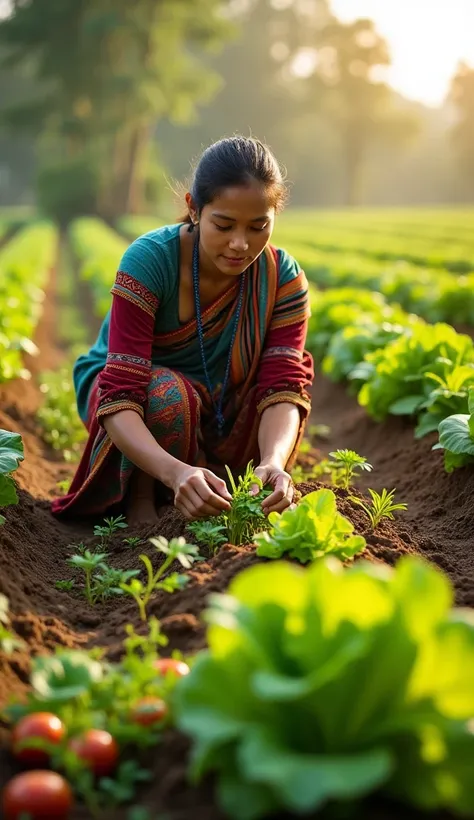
[437,414,474,455]
[389,395,425,415]
[0,474,19,508]
[0,429,24,475]
[238,729,393,811]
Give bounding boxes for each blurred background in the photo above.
[0,0,473,220]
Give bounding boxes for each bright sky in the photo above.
[331,0,474,106]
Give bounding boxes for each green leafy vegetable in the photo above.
[0,429,24,523]
[433,387,474,472]
[176,557,474,820]
[254,489,366,563]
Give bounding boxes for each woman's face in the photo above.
[188,181,275,277]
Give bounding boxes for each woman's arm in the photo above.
[258,402,300,469]
[103,411,231,518]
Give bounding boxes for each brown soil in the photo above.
[0,264,470,819]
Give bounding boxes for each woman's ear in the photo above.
[185,192,198,225]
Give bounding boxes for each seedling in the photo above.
[224,462,271,545]
[351,488,408,529]
[91,567,140,603]
[120,537,200,621]
[56,479,71,495]
[186,519,228,553]
[55,579,75,592]
[328,449,373,490]
[94,514,128,546]
[123,536,143,548]
[67,550,109,605]
[309,423,331,439]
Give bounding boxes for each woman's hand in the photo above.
[170,464,232,520]
[252,462,294,515]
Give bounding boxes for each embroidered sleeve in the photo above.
[256,262,314,417]
[96,271,158,424]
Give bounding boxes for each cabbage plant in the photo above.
[176,557,474,820]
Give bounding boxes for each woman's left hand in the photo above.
[252,462,294,515]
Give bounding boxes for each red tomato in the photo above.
[131,697,168,727]
[2,770,73,819]
[12,712,66,766]
[153,657,190,679]
[68,729,118,777]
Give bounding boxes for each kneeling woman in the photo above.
[53,136,314,525]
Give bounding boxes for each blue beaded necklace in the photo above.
[192,232,246,434]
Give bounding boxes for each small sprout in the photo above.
[55,579,75,592]
[351,488,408,529]
[328,449,373,490]
[94,514,128,545]
[224,462,272,545]
[91,566,140,603]
[123,536,143,548]
[120,537,200,622]
[186,519,228,553]
[67,550,109,606]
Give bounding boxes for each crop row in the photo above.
[283,243,474,326]
[0,222,58,383]
[69,218,128,319]
[274,210,474,273]
[306,286,474,468]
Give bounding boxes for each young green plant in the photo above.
[67,550,109,606]
[94,514,128,546]
[186,519,228,553]
[351,488,407,529]
[224,462,271,545]
[328,449,373,490]
[120,537,200,621]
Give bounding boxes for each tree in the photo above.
[449,62,474,199]
[0,0,233,218]
[304,17,417,205]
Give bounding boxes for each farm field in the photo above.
[0,207,474,820]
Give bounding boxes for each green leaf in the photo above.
[389,395,425,415]
[31,651,104,702]
[238,729,393,811]
[0,474,19,508]
[438,414,474,455]
[0,429,24,475]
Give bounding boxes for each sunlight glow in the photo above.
[330,0,474,106]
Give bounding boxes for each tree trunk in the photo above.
[124,123,151,214]
[342,126,364,207]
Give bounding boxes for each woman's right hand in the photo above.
[170,464,232,520]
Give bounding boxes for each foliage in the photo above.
[357,323,474,422]
[254,489,366,563]
[37,368,87,462]
[186,519,228,553]
[120,537,200,622]
[0,0,234,218]
[93,514,128,545]
[0,222,57,383]
[0,428,24,524]
[433,387,474,472]
[351,488,407,529]
[176,557,474,820]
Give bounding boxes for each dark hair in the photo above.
[180,136,287,225]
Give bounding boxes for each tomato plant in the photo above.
[12,712,66,765]
[69,728,119,776]
[2,770,73,819]
[131,697,168,727]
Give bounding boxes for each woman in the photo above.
[53,136,314,524]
